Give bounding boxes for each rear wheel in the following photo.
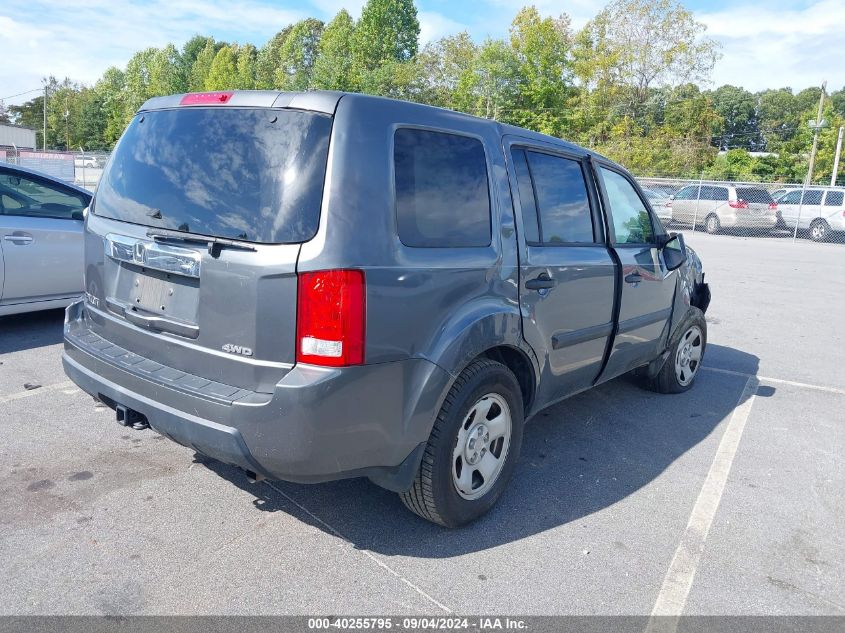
[809,219,830,242]
[705,214,720,234]
[400,359,524,527]
[648,308,707,394]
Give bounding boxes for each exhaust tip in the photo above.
[245,470,265,484]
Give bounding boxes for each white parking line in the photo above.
[264,480,452,614]
[647,375,760,629]
[703,366,845,396]
[0,381,75,405]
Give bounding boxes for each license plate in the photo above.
[133,274,175,313]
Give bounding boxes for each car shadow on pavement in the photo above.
[0,309,66,354]
[202,344,763,557]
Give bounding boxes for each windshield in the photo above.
[94,107,332,244]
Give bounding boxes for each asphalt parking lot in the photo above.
[1,233,843,616]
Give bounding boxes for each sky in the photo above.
[1,0,843,107]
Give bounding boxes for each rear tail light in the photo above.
[769,202,778,210]
[729,199,749,209]
[297,270,365,367]
[180,91,234,105]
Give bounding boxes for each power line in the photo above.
[0,87,44,101]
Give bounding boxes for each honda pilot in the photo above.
[63,90,711,527]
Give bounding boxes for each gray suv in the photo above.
[63,91,711,527]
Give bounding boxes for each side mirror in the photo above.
[662,232,687,271]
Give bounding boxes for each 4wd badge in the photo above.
[222,343,253,357]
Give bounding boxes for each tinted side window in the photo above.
[511,150,540,243]
[395,128,491,248]
[702,186,728,201]
[601,168,655,244]
[525,151,594,244]
[804,190,823,205]
[0,171,87,219]
[826,191,844,206]
[674,186,699,200]
[781,191,801,204]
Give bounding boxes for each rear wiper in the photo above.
[146,229,257,257]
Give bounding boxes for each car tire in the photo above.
[809,219,830,242]
[648,308,707,394]
[400,358,524,527]
[705,214,720,234]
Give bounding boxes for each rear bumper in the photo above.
[62,300,449,490]
[719,212,778,229]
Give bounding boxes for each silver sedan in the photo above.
[0,163,91,316]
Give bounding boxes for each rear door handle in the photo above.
[4,234,33,245]
[525,274,556,290]
[624,272,642,284]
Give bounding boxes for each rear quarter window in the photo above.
[703,186,729,201]
[825,191,844,206]
[394,128,491,248]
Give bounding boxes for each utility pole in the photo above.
[43,83,47,151]
[805,80,827,186]
[64,94,69,151]
[831,126,844,187]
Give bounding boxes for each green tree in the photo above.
[9,95,46,147]
[255,26,293,89]
[275,18,324,91]
[96,66,127,146]
[460,38,520,121]
[416,32,477,110]
[352,0,420,83]
[206,45,238,90]
[189,40,218,91]
[574,0,720,110]
[75,87,107,150]
[181,35,215,79]
[124,48,158,120]
[149,44,186,96]
[235,44,258,89]
[507,7,573,136]
[709,84,760,150]
[312,10,357,91]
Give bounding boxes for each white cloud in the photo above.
[309,0,367,19]
[698,0,845,92]
[418,11,469,44]
[0,0,307,105]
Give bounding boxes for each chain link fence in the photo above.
[636,176,845,245]
[0,148,108,192]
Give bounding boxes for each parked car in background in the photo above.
[776,187,845,241]
[0,163,91,316]
[74,155,103,169]
[642,187,673,226]
[668,184,778,234]
[62,90,710,527]
[643,183,680,198]
[771,187,798,202]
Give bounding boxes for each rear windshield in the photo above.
[94,107,332,244]
[736,187,774,204]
